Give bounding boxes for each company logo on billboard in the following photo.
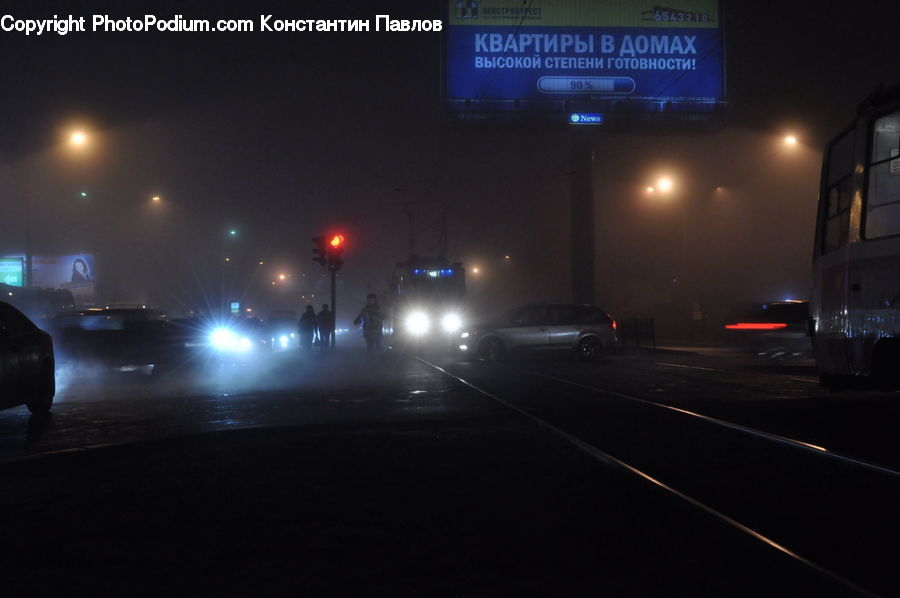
[642,6,714,24]
[458,1,543,21]
[455,0,479,19]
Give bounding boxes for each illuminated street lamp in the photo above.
[656,177,674,193]
[70,131,88,147]
[278,273,286,281]
[784,135,798,146]
[151,195,161,203]
[24,126,92,286]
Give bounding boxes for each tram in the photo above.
[812,84,900,382]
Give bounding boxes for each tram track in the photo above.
[420,356,900,597]
[509,363,900,479]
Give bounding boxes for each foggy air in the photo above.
[3,1,900,596]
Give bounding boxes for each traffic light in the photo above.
[312,236,328,266]
[327,234,345,270]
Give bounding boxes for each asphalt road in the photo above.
[3,347,899,596]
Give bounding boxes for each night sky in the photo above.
[1,0,898,324]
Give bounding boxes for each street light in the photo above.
[784,135,798,146]
[70,131,88,147]
[24,127,91,287]
[151,195,161,203]
[222,228,239,314]
[657,177,674,193]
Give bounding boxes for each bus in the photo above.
[812,84,900,383]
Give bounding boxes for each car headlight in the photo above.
[210,327,238,350]
[405,311,431,336]
[279,335,289,348]
[441,313,463,333]
[210,327,254,352]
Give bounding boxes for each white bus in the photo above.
[812,85,900,383]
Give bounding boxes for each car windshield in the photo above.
[3,3,899,596]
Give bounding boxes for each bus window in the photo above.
[865,110,900,239]
[822,130,855,253]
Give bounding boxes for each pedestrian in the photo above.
[353,293,385,353]
[316,304,335,350]
[298,305,317,351]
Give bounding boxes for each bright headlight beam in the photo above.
[210,327,238,350]
[210,327,254,352]
[405,311,431,336]
[441,313,462,333]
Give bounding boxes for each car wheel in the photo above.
[575,336,604,361]
[26,361,55,414]
[478,337,505,362]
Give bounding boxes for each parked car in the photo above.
[460,303,618,361]
[0,301,55,413]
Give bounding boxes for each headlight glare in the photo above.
[441,313,463,333]
[405,311,431,336]
[210,327,254,352]
[210,327,238,350]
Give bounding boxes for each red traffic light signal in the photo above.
[329,234,345,248]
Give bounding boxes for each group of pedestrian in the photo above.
[296,294,387,354]
[298,304,334,351]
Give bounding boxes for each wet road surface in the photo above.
[3,348,899,595]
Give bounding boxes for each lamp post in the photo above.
[24,129,90,287]
[221,227,238,316]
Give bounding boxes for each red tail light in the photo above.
[610,319,617,331]
[724,322,788,330]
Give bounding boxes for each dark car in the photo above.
[267,312,299,352]
[460,303,618,361]
[0,301,55,413]
[721,300,812,360]
[49,306,191,376]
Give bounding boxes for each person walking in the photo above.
[316,304,335,350]
[353,294,385,353]
[298,305,317,351]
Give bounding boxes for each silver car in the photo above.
[460,303,618,361]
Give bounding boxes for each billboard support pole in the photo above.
[570,132,594,304]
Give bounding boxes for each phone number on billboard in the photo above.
[643,7,713,23]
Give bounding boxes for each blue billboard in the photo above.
[445,0,725,123]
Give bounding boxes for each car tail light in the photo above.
[724,322,788,330]
[609,318,617,331]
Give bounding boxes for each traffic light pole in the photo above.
[314,234,344,351]
[329,266,336,350]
